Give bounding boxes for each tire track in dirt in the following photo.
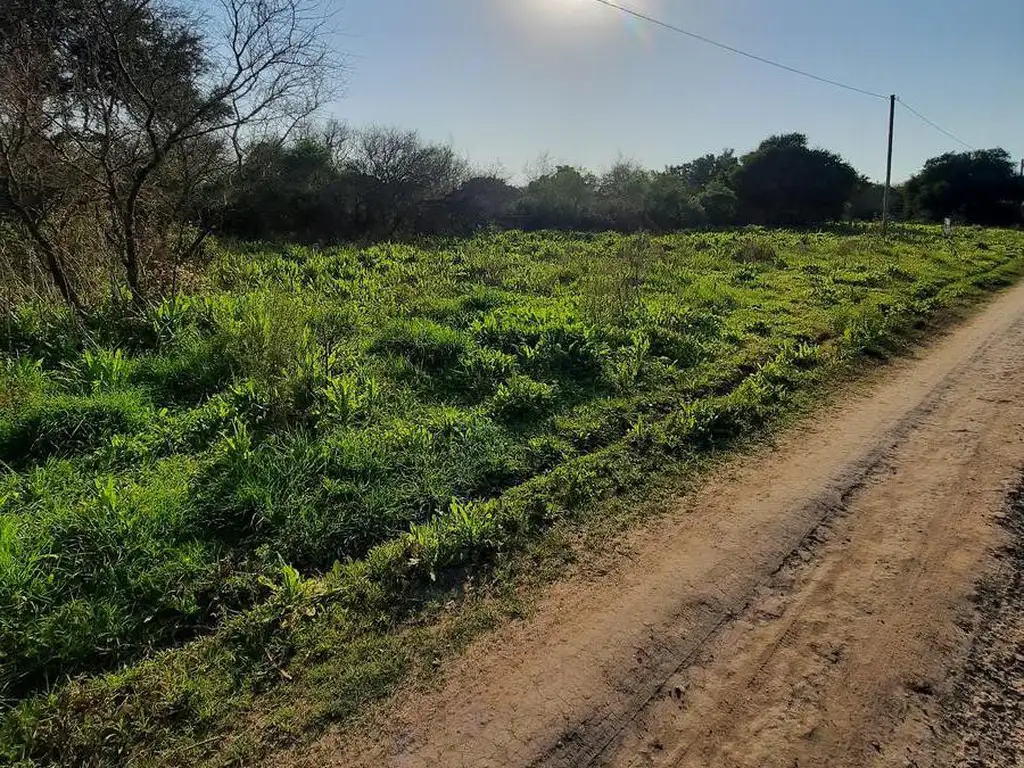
[295,279,1024,768]
[933,483,1024,768]
[603,331,1024,768]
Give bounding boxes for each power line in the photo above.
[896,98,975,151]
[588,0,889,101]
[589,0,981,152]
[589,1,980,154]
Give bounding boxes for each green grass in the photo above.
[1,225,1023,766]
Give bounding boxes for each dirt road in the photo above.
[304,280,1024,768]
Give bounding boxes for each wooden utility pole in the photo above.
[882,94,896,235]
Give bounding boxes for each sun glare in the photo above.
[527,0,606,25]
[500,0,659,51]
[521,0,655,34]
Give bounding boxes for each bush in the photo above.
[132,338,235,404]
[374,318,470,373]
[577,235,655,327]
[0,302,83,362]
[454,346,519,396]
[218,293,312,385]
[488,375,556,423]
[474,306,609,382]
[733,238,780,265]
[0,392,155,464]
[404,498,501,579]
[62,348,132,393]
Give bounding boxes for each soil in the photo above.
[290,278,1024,768]
[937,484,1024,768]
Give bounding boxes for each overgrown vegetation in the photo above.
[2,0,1020,308]
[213,130,1024,244]
[1,2,1021,765]
[1,225,1022,766]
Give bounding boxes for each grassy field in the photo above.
[2,225,1023,765]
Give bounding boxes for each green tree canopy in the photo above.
[666,150,739,192]
[904,149,1024,226]
[517,166,598,230]
[734,134,859,226]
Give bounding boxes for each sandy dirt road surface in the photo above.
[296,279,1024,768]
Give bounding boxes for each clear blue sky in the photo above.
[327,0,1022,182]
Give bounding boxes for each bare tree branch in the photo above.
[0,0,341,307]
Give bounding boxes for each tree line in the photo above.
[223,129,1024,244]
[1,0,1022,310]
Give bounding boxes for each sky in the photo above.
[321,0,1022,183]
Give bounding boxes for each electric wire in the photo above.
[896,97,975,150]
[588,0,983,155]
[589,0,889,101]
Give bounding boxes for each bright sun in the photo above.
[526,0,654,29]
[529,0,612,25]
[505,0,656,47]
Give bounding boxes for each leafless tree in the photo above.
[348,126,468,233]
[295,118,353,166]
[353,126,467,195]
[0,0,339,308]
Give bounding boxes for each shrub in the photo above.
[147,295,200,349]
[132,338,235,404]
[374,318,470,373]
[488,375,556,423]
[733,238,780,265]
[455,346,518,396]
[62,348,132,393]
[472,305,568,353]
[404,498,501,580]
[525,434,577,473]
[577,234,655,327]
[0,302,82,362]
[0,358,49,412]
[604,332,652,391]
[526,326,609,382]
[218,293,312,385]
[0,392,155,465]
